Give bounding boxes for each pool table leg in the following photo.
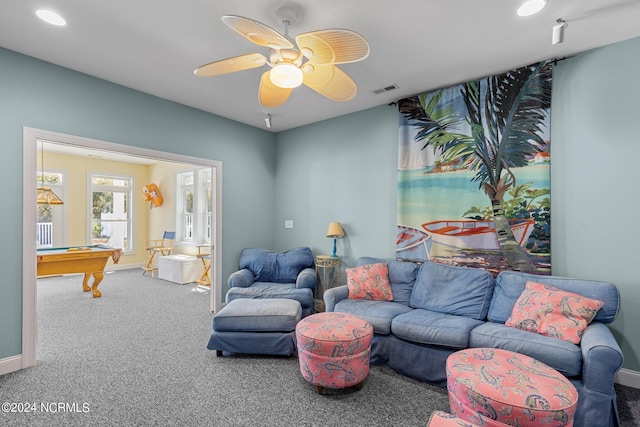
[82,272,103,298]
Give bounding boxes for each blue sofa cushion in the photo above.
[391,309,483,349]
[334,299,412,335]
[356,257,419,306]
[239,247,314,283]
[489,271,620,324]
[470,321,582,378]
[409,261,495,320]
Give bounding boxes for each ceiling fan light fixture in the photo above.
[270,63,303,88]
[517,0,547,16]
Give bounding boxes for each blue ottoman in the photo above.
[207,298,302,356]
[225,285,314,317]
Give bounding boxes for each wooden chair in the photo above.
[195,245,212,289]
[142,231,175,276]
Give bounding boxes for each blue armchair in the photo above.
[225,247,317,316]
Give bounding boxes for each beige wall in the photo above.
[147,162,176,238]
[46,152,151,267]
[45,152,203,267]
[148,162,186,254]
[148,162,210,257]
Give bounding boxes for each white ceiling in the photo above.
[2,0,640,133]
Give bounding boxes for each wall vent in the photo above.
[373,84,399,94]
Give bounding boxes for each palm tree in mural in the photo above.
[400,62,552,272]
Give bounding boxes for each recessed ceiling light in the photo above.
[36,9,66,26]
[517,0,547,17]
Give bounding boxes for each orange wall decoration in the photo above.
[143,183,163,208]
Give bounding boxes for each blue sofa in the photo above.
[226,247,317,316]
[324,257,623,427]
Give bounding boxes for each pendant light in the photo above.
[36,141,63,205]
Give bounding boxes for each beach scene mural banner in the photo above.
[397,61,552,275]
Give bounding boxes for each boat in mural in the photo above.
[396,225,432,261]
[421,219,535,251]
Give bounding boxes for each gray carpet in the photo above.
[616,383,640,426]
[0,269,451,426]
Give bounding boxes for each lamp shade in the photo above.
[37,187,64,205]
[326,222,345,238]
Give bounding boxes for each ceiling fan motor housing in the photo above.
[269,48,303,67]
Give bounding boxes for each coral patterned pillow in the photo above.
[346,263,393,301]
[506,281,604,344]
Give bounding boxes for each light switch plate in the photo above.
[284,220,294,229]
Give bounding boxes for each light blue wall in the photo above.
[0,47,277,360]
[550,36,640,372]
[274,105,398,269]
[3,35,640,372]
[274,37,640,372]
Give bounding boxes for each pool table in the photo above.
[37,245,122,298]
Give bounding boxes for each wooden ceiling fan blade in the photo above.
[259,71,293,107]
[296,30,370,65]
[222,15,293,49]
[303,64,357,101]
[194,53,267,77]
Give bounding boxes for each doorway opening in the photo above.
[22,127,222,369]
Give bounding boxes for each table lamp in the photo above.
[326,222,345,258]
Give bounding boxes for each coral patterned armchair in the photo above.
[225,247,317,316]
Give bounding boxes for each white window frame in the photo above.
[87,172,134,253]
[36,168,68,248]
[177,171,194,244]
[198,168,213,244]
[176,167,213,246]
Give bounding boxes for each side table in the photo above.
[315,255,340,312]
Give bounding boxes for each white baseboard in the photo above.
[616,368,640,389]
[0,355,23,376]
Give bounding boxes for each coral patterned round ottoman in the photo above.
[427,411,482,426]
[446,348,578,427]
[296,312,373,394]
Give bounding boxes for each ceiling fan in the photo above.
[194,9,370,108]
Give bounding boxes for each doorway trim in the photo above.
[22,127,223,369]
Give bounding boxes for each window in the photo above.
[177,168,213,245]
[89,174,133,252]
[36,171,65,248]
[180,172,194,242]
[200,168,213,243]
